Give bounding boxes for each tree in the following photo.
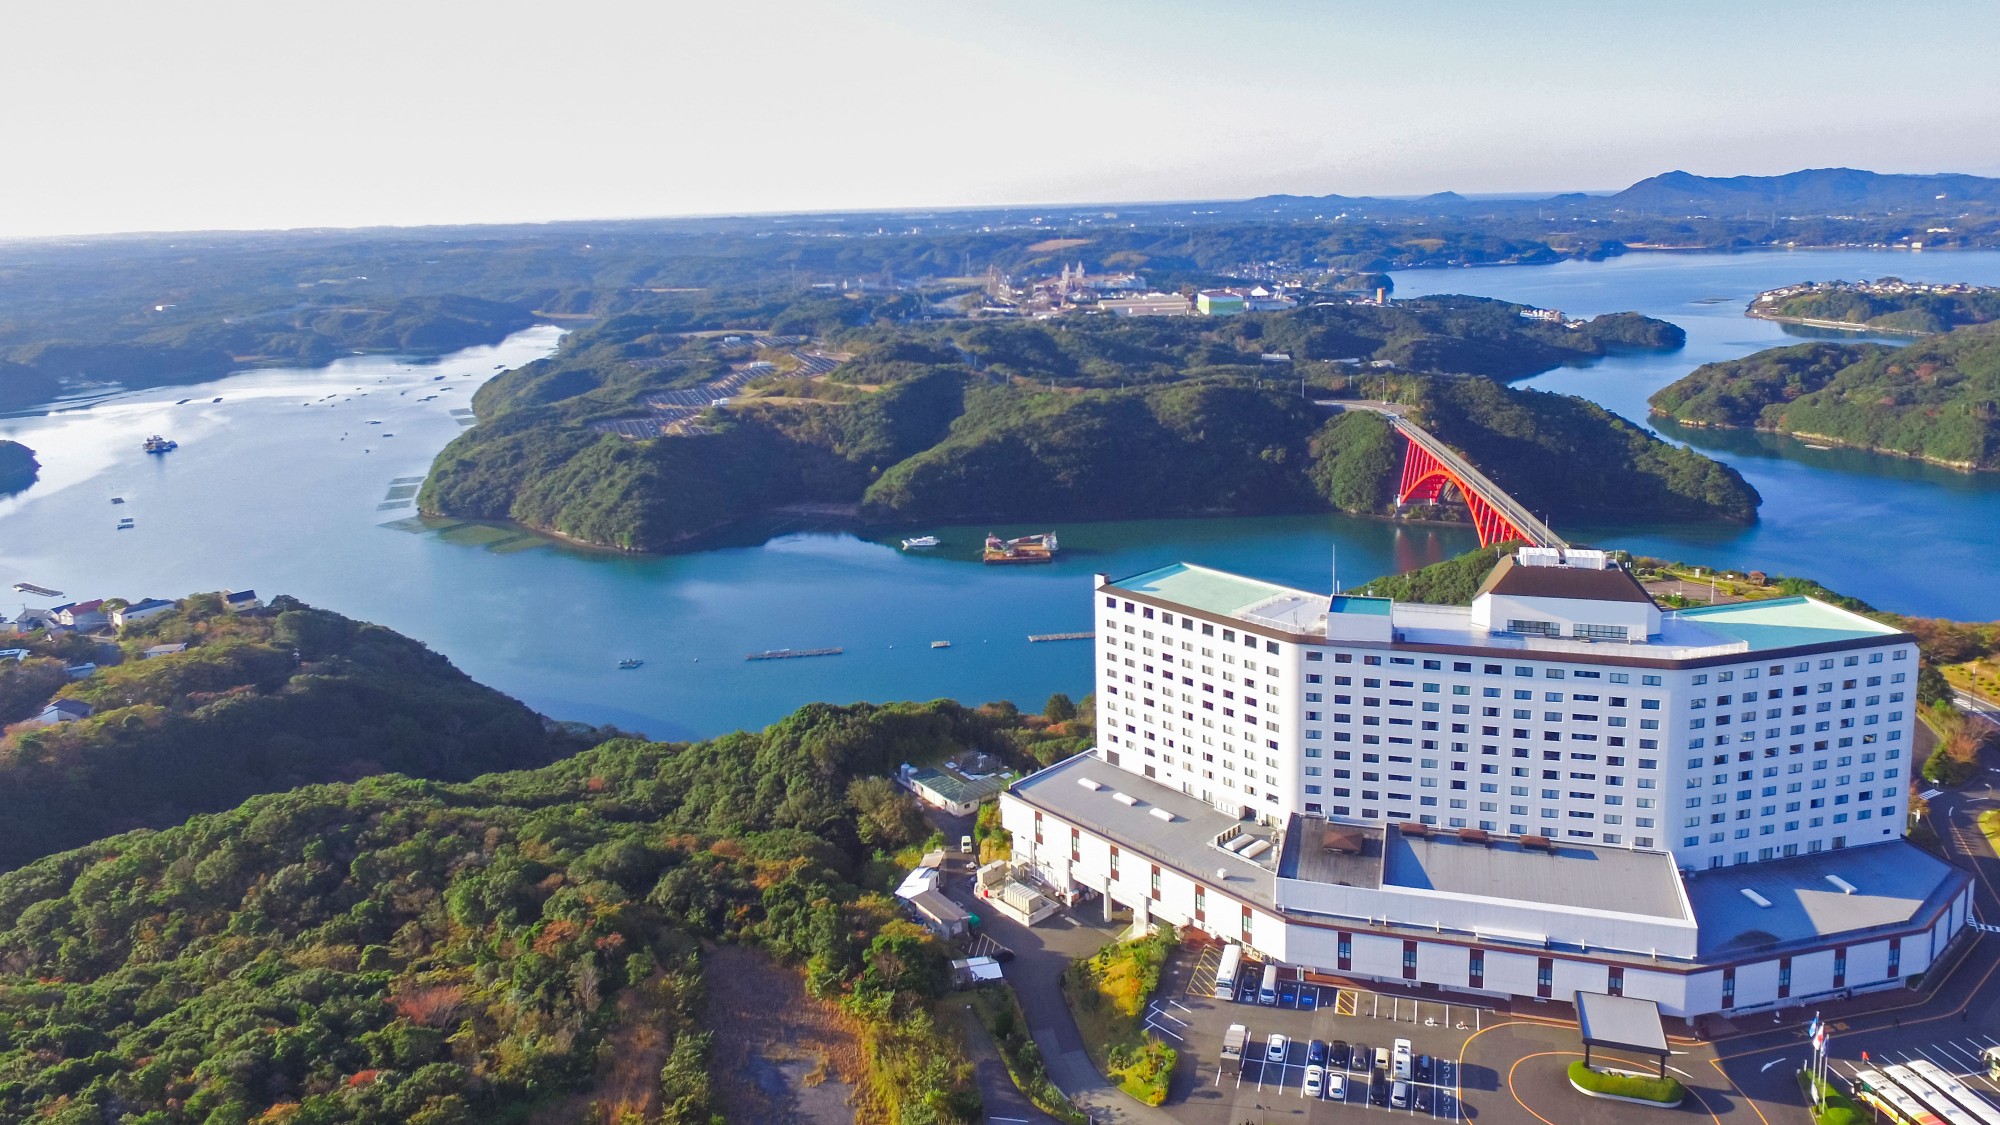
[848,775,927,850]
[1043,693,1077,723]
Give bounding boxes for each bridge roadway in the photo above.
[1322,400,1567,549]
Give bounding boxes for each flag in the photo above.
[1807,1015,1821,1041]
[1814,1025,1829,1053]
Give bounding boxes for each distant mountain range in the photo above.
[1239,167,2000,218]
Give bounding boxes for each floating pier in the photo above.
[1027,632,1092,643]
[746,647,844,661]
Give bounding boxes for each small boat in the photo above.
[174,398,190,405]
[110,497,124,504]
[1804,443,1831,450]
[930,640,951,649]
[902,535,941,549]
[142,435,178,454]
[617,658,643,669]
[211,397,222,403]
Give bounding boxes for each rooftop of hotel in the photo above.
[1682,839,1967,957]
[1008,750,1285,909]
[1104,561,1908,659]
[1279,819,1689,921]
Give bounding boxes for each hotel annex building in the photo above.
[1000,549,1972,1019]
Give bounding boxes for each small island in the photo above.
[421,297,1746,551]
[1648,321,2000,470]
[0,440,37,495]
[1748,277,2000,335]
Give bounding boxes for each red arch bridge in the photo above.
[1385,412,1566,549]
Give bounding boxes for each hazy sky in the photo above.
[5,0,1997,237]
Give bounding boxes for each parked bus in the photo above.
[1853,1068,1938,1125]
[1259,962,1280,1005]
[1214,944,1244,1000]
[1882,1064,1982,1125]
[1907,1060,2000,1125]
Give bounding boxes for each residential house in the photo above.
[142,642,190,659]
[222,589,262,612]
[112,598,177,628]
[51,600,108,631]
[34,699,93,726]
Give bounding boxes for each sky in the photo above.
[3,0,1998,237]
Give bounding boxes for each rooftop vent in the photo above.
[1223,835,1254,853]
[1741,888,1774,908]
[1825,874,1858,895]
[1148,807,1176,823]
[1519,834,1554,851]
[1112,791,1139,806]
[1239,838,1273,860]
[1459,828,1491,845]
[1076,777,1104,792]
[1398,821,1431,837]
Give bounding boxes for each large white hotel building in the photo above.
[999,548,1972,1019]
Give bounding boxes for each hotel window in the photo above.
[1833,947,1847,989]
[1149,865,1161,902]
[1777,956,1792,999]
[1467,947,1485,989]
[1402,940,1419,981]
[1721,966,1735,1007]
[1606,966,1624,997]
[1193,885,1206,923]
[1887,937,1900,977]
[1337,931,1353,971]
[1536,957,1554,999]
[1242,904,1253,941]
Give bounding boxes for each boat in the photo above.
[902,535,941,549]
[983,531,1059,565]
[142,435,178,454]
[110,497,124,505]
[174,398,190,405]
[617,658,644,669]
[930,640,952,649]
[13,582,61,597]
[211,397,222,403]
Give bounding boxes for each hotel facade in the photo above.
[999,549,1971,1019]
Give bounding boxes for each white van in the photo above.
[1392,1038,1413,1080]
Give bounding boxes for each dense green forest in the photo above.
[0,594,582,871]
[1751,281,2000,334]
[1349,542,1520,603]
[422,298,1739,549]
[0,697,1090,1124]
[1648,323,2000,470]
[0,439,36,494]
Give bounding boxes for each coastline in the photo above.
[1742,309,1931,336]
[1649,411,1989,473]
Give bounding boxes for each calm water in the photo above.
[1392,248,2000,620]
[4,248,1999,740]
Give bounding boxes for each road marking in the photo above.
[1761,1057,1792,1072]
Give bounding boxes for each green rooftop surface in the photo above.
[1673,596,1902,651]
[909,767,1012,805]
[1111,563,1313,617]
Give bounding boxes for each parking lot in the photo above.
[1166,944,1487,1120]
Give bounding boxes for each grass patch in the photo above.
[968,985,1087,1124]
[1799,1068,1864,1125]
[1567,1060,1684,1104]
[1059,926,1179,1106]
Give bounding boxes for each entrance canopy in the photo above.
[1575,991,1670,1077]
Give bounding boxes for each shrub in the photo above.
[1567,1060,1684,1103]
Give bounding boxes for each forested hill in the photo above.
[0,439,36,494]
[421,298,1723,550]
[1647,322,2000,470]
[0,698,1090,1124]
[0,593,584,870]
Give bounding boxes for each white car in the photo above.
[1267,1033,1289,1064]
[1326,1072,1347,1100]
[1304,1064,1325,1098]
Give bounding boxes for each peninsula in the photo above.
[1748,277,2000,335]
[0,440,35,495]
[420,298,1751,551]
[1648,321,2000,470]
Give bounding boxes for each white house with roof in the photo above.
[221,589,262,612]
[112,598,177,628]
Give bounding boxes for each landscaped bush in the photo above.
[1060,926,1181,1105]
[1568,1060,1685,1104]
